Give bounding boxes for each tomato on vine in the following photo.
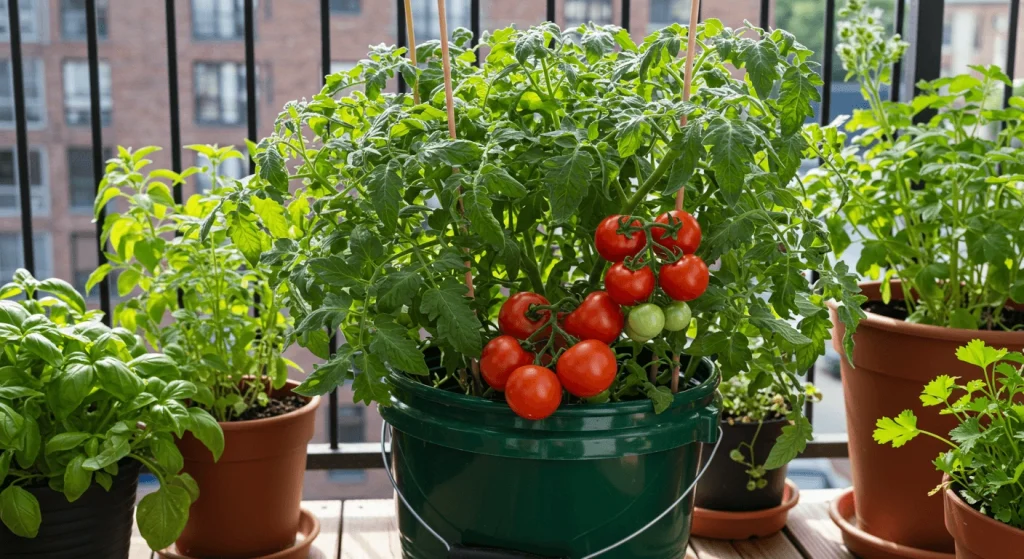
[562,291,624,345]
[480,335,535,391]
[660,255,709,301]
[556,340,617,398]
[505,365,562,420]
[625,323,653,343]
[498,292,551,340]
[627,303,665,339]
[652,210,701,256]
[595,215,646,262]
[604,262,655,306]
[663,301,692,332]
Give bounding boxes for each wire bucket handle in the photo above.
[380,422,723,559]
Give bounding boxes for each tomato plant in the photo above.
[628,304,666,339]
[505,365,562,420]
[595,215,646,262]
[561,291,624,345]
[652,210,702,256]
[556,340,617,398]
[604,262,655,306]
[660,255,710,301]
[480,335,534,391]
[498,292,551,340]
[663,301,692,332]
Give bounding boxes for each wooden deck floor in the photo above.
[130,489,853,558]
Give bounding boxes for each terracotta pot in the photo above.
[693,479,800,540]
[829,280,1024,554]
[173,381,321,558]
[944,482,1024,559]
[694,417,788,512]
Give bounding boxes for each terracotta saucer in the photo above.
[829,488,955,559]
[691,479,800,540]
[158,507,321,559]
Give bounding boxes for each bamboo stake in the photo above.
[671,0,700,395]
[437,0,481,390]
[404,0,420,105]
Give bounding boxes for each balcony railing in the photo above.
[5,0,1021,469]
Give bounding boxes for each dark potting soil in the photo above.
[863,300,1024,331]
[234,394,307,421]
[721,411,786,424]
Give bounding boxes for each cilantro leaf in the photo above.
[873,410,920,448]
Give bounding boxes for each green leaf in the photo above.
[37,278,86,314]
[308,256,362,288]
[16,416,39,468]
[21,332,62,367]
[480,165,527,198]
[369,317,429,375]
[750,316,813,347]
[129,353,180,381]
[85,264,112,295]
[949,417,984,453]
[295,348,355,397]
[48,362,95,418]
[964,218,1011,266]
[956,339,1008,370]
[348,225,385,269]
[420,283,482,357]
[295,292,352,334]
[94,357,144,401]
[365,160,403,234]
[419,140,484,167]
[779,66,820,135]
[229,217,264,268]
[704,117,754,204]
[463,186,505,249]
[45,432,92,455]
[873,409,920,448]
[543,150,594,223]
[161,380,197,402]
[117,268,141,298]
[251,196,291,238]
[151,437,184,474]
[185,408,224,462]
[375,271,424,313]
[353,353,392,406]
[0,451,11,483]
[764,416,812,469]
[255,141,288,193]
[743,39,781,99]
[136,484,192,551]
[64,454,93,502]
[82,436,130,471]
[920,375,957,406]
[0,485,41,538]
[0,403,23,448]
[643,382,674,414]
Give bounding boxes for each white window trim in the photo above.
[0,58,47,130]
[0,0,47,43]
[0,146,50,218]
[0,232,52,281]
[63,60,114,127]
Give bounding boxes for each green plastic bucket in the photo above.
[379,357,722,559]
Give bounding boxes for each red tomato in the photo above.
[561,291,624,345]
[556,340,618,398]
[480,335,535,391]
[659,255,710,301]
[604,262,656,306]
[595,215,646,262]
[498,292,551,340]
[652,210,701,256]
[505,365,562,420]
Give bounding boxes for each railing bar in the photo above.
[759,0,770,30]
[244,0,257,173]
[165,0,183,192]
[890,0,906,102]
[397,0,407,94]
[471,0,480,66]
[7,0,34,276]
[87,0,111,322]
[320,0,341,452]
[1005,0,1021,108]
[546,0,555,23]
[820,0,836,127]
[697,2,702,24]
[622,0,631,33]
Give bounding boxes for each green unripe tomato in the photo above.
[662,301,692,332]
[627,303,665,339]
[624,322,653,343]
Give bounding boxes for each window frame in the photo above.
[0,146,50,217]
[564,0,613,28]
[191,0,248,41]
[60,0,109,41]
[194,61,253,127]
[329,0,361,15]
[62,59,114,127]
[0,58,47,129]
[0,0,44,43]
[0,231,52,281]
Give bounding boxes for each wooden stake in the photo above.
[676,0,701,213]
[404,0,420,105]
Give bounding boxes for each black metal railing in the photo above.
[6,0,1021,470]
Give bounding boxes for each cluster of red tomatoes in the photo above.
[479,210,709,421]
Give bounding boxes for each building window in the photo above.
[565,0,613,28]
[942,22,952,47]
[330,0,360,14]
[63,60,113,126]
[61,0,109,41]
[0,58,46,127]
[71,233,98,296]
[0,233,51,282]
[413,0,469,43]
[327,406,367,485]
[68,147,113,211]
[195,152,247,193]
[649,0,689,33]
[0,0,42,43]
[0,147,48,216]
[192,0,247,40]
[195,62,254,126]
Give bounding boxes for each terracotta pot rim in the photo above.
[829,487,955,559]
[694,478,799,520]
[216,380,322,432]
[827,280,1024,346]
[159,506,321,559]
[944,482,1024,539]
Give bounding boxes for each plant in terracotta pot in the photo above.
[875,340,1024,559]
[691,370,819,539]
[88,146,321,558]
[227,13,861,557]
[0,269,223,557]
[805,1,1024,554]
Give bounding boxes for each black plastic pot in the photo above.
[694,416,788,512]
[0,461,140,559]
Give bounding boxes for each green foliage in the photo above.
[237,21,862,458]
[0,270,222,548]
[94,146,299,422]
[808,0,1024,329]
[874,340,1024,529]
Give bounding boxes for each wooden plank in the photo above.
[340,499,402,559]
[732,532,803,559]
[784,493,854,559]
[691,538,740,559]
[684,545,699,559]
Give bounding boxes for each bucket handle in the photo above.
[381,421,724,559]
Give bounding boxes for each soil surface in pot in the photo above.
[234,394,307,421]
[863,300,1024,330]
